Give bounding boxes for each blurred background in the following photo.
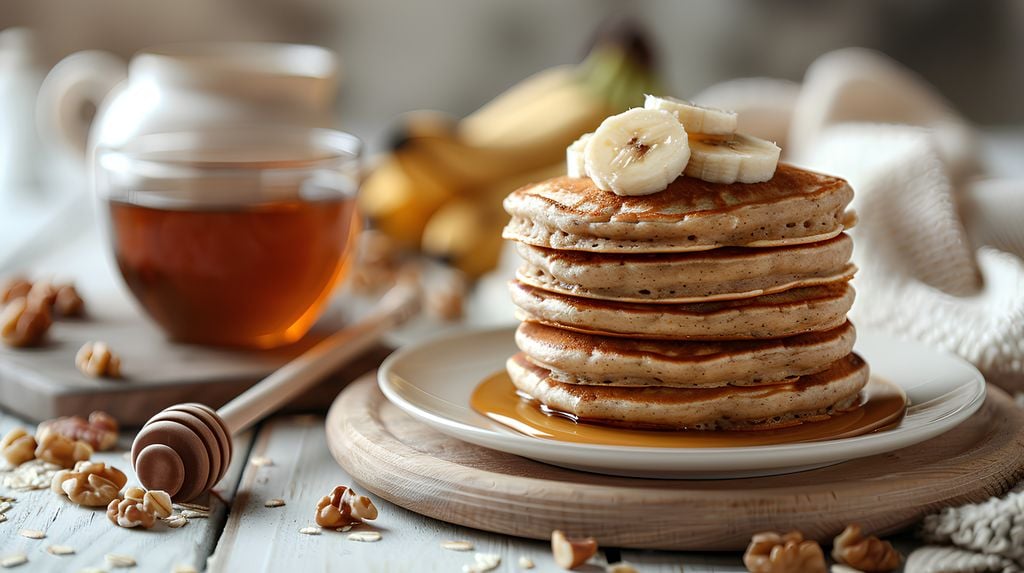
[1,0,1023,388]
[3,0,1022,147]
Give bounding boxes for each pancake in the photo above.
[502,164,854,253]
[507,352,869,430]
[509,280,855,340]
[515,234,856,303]
[515,320,857,388]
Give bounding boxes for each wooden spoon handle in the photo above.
[217,282,420,435]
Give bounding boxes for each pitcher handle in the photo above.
[36,50,128,159]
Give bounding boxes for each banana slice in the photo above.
[584,108,689,196]
[685,133,781,184]
[566,133,591,178]
[644,94,738,135]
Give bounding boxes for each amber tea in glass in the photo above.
[96,128,361,348]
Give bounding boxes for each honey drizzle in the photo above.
[470,372,907,448]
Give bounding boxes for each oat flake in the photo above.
[105,553,136,568]
[250,456,273,467]
[263,498,285,508]
[441,540,474,552]
[463,553,501,573]
[299,526,321,535]
[0,553,27,568]
[347,531,382,542]
[17,529,43,540]
[46,545,74,556]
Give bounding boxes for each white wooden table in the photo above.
[0,406,933,573]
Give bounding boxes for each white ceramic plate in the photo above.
[378,326,986,478]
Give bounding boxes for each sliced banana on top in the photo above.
[566,133,591,178]
[644,95,738,136]
[583,108,690,196]
[685,133,781,184]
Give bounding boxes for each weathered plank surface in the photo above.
[215,414,774,572]
[0,410,253,573]
[0,406,941,573]
[211,414,569,572]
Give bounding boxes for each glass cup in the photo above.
[95,127,362,349]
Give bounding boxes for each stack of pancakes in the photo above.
[502,164,868,430]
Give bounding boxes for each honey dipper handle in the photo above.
[217,282,420,435]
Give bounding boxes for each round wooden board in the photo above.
[326,376,1024,551]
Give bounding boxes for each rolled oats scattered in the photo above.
[0,496,14,503]
[172,565,198,573]
[18,529,44,539]
[0,554,27,568]
[250,456,273,467]
[3,460,59,491]
[46,545,74,556]
[347,531,382,543]
[606,563,639,573]
[0,514,7,523]
[263,498,285,508]
[105,553,136,567]
[441,540,475,552]
[0,501,12,514]
[339,524,353,532]
[176,502,210,512]
[518,555,535,569]
[179,509,209,519]
[299,526,321,535]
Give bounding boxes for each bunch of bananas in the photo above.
[360,26,661,278]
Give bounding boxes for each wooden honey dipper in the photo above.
[131,281,420,501]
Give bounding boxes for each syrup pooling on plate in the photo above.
[470,371,907,448]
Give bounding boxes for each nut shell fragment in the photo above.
[743,531,826,573]
[314,485,378,528]
[832,524,902,572]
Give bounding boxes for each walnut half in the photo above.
[76,342,122,378]
[832,524,902,572]
[34,427,93,468]
[314,485,378,528]
[1,297,52,347]
[0,427,37,466]
[53,284,85,317]
[0,277,31,303]
[107,497,156,529]
[51,461,127,507]
[743,531,827,573]
[38,411,119,451]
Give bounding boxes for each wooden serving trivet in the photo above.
[326,376,1024,551]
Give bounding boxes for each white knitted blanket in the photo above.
[695,47,1024,572]
[695,47,1024,392]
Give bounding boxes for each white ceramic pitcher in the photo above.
[37,42,340,160]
